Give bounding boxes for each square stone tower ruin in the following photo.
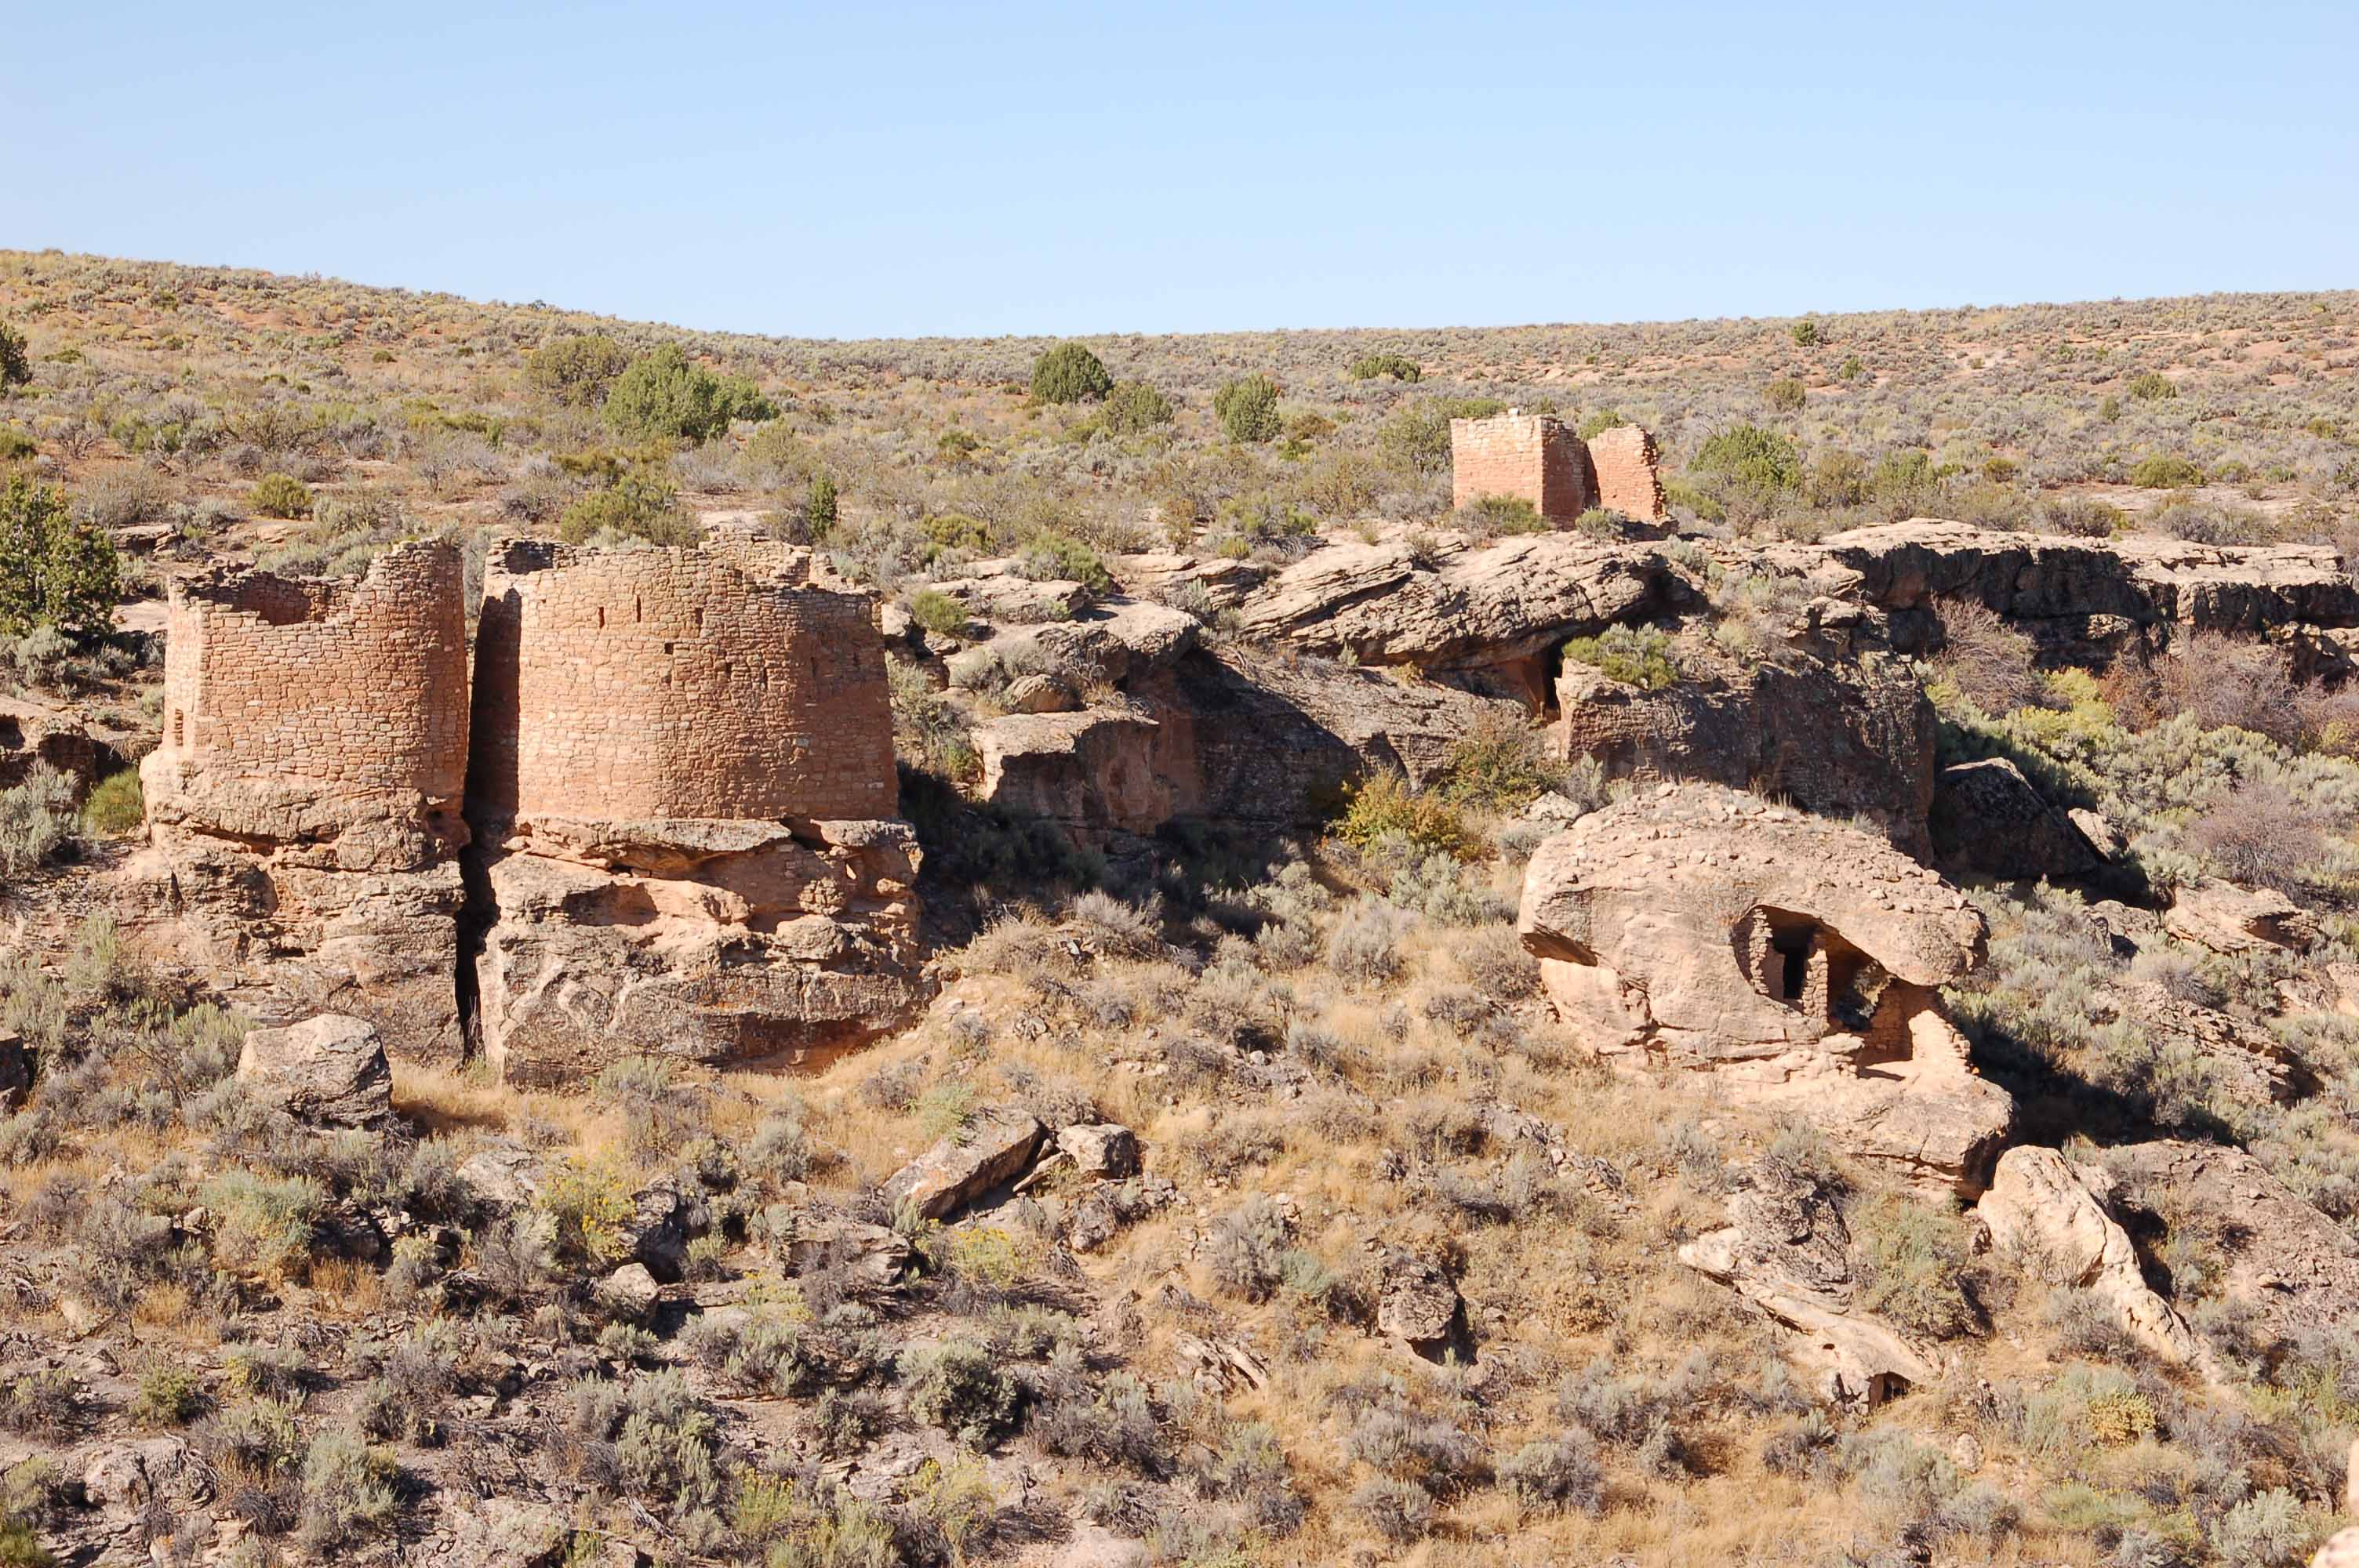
[134,539,473,1058]
[1448,412,1668,524]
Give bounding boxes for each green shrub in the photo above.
[901,1341,1022,1448]
[525,333,631,406]
[1690,424,1801,511]
[248,473,313,519]
[1349,353,1421,383]
[0,321,27,390]
[201,1171,325,1280]
[1764,377,1807,412]
[1030,343,1113,405]
[605,344,767,442]
[908,590,969,637]
[1459,494,1545,535]
[0,1520,55,1568]
[131,1366,204,1428]
[1102,379,1173,434]
[1838,354,1864,380]
[0,430,34,463]
[1853,1194,1977,1339]
[1214,375,1282,443]
[804,474,838,539]
[2130,454,2204,489]
[78,769,143,837]
[1441,708,1566,810]
[558,468,695,546]
[2125,371,2178,401]
[542,1158,634,1265]
[1332,772,1476,858]
[296,1429,398,1552]
[0,767,75,880]
[0,481,124,646]
[1017,532,1110,594]
[1575,408,1627,439]
[1790,319,1823,347]
[1377,396,1503,474]
[1562,625,1678,690]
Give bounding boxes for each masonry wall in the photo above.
[469,537,899,823]
[1449,414,1592,519]
[1586,424,1668,521]
[155,539,469,808]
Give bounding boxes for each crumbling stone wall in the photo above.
[151,539,469,829]
[1449,413,1593,519]
[469,537,897,825]
[1585,424,1668,521]
[134,540,472,1058]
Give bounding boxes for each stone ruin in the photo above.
[1516,782,2013,1196]
[131,524,923,1081]
[1448,412,1667,524]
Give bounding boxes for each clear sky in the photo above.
[14,1,2355,339]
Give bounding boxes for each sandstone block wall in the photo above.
[1450,414,1593,519]
[1585,424,1668,521]
[469,537,898,825]
[151,539,469,823]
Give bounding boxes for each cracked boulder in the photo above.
[882,1108,1045,1222]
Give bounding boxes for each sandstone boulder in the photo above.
[1058,1123,1140,1179]
[1376,1256,1461,1351]
[1004,673,1078,714]
[2164,878,2321,956]
[595,1261,662,1323]
[2317,1528,2359,1568]
[976,700,1173,845]
[1110,552,1269,609]
[1976,1146,2212,1374]
[1518,784,2011,1195]
[1930,757,2103,882]
[761,1209,912,1290]
[882,1108,1044,1222]
[1679,1165,1938,1406]
[929,571,1092,623]
[236,1014,393,1128]
[1234,535,1687,668]
[456,1144,546,1211]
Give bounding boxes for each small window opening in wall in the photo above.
[172,710,184,747]
[598,605,605,629]
[809,656,820,681]
[634,596,642,623]
[694,608,703,632]
[664,641,675,655]
[1771,927,1813,1002]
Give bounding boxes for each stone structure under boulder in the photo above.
[131,539,472,1058]
[1517,783,2012,1195]
[465,530,923,1083]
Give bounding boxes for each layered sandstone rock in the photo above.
[465,535,923,1081]
[1556,642,1936,854]
[1234,535,1688,668]
[1976,1146,2213,1374]
[1518,784,2011,1194]
[1929,757,2104,882]
[2109,1140,2359,1338]
[132,540,471,1058]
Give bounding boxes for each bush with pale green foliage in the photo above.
[249,473,312,518]
[1214,374,1282,443]
[1030,343,1112,405]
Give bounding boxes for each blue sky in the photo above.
[14,2,2355,338]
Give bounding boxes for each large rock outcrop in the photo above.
[130,541,472,1058]
[1556,642,1936,854]
[1518,784,2012,1194]
[2108,1140,2359,1339]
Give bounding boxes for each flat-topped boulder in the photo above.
[1518,783,2009,1194]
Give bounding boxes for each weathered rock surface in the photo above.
[594,1261,662,1323]
[470,815,926,1084]
[761,1209,912,1289]
[1679,1166,1939,1405]
[1930,757,2103,882]
[1109,552,1270,610]
[1376,1255,1462,1350]
[1234,535,1688,668]
[2164,878,2321,956]
[1518,784,2011,1194]
[0,692,118,792]
[235,1013,393,1128]
[1058,1123,1140,1179]
[1976,1146,2213,1374]
[881,1108,1045,1222]
[1796,519,2359,651]
[1557,643,1936,853]
[976,700,1172,845]
[2109,1139,2359,1338]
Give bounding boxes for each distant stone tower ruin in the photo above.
[1448,412,1668,524]
[136,539,472,1058]
[464,528,921,1085]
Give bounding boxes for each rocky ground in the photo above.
[4,260,2359,1566]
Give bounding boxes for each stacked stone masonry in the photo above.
[1449,412,1669,525]
[137,526,917,1076]
[471,535,896,824]
[1449,413,1594,519]
[150,539,469,826]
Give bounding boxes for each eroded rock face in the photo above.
[881,1108,1044,1222]
[1556,643,1936,854]
[2110,1140,2359,1338]
[2164,878,2321,956]
[1930,757,2103,883]
[1518,784,2011,1194]
[471,815,925,1084]
[1678,1165,1938,1406]
[1234,535,1688,668]
[1976,1146,2214,1375]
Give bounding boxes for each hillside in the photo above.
[1,251,2358,1568]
